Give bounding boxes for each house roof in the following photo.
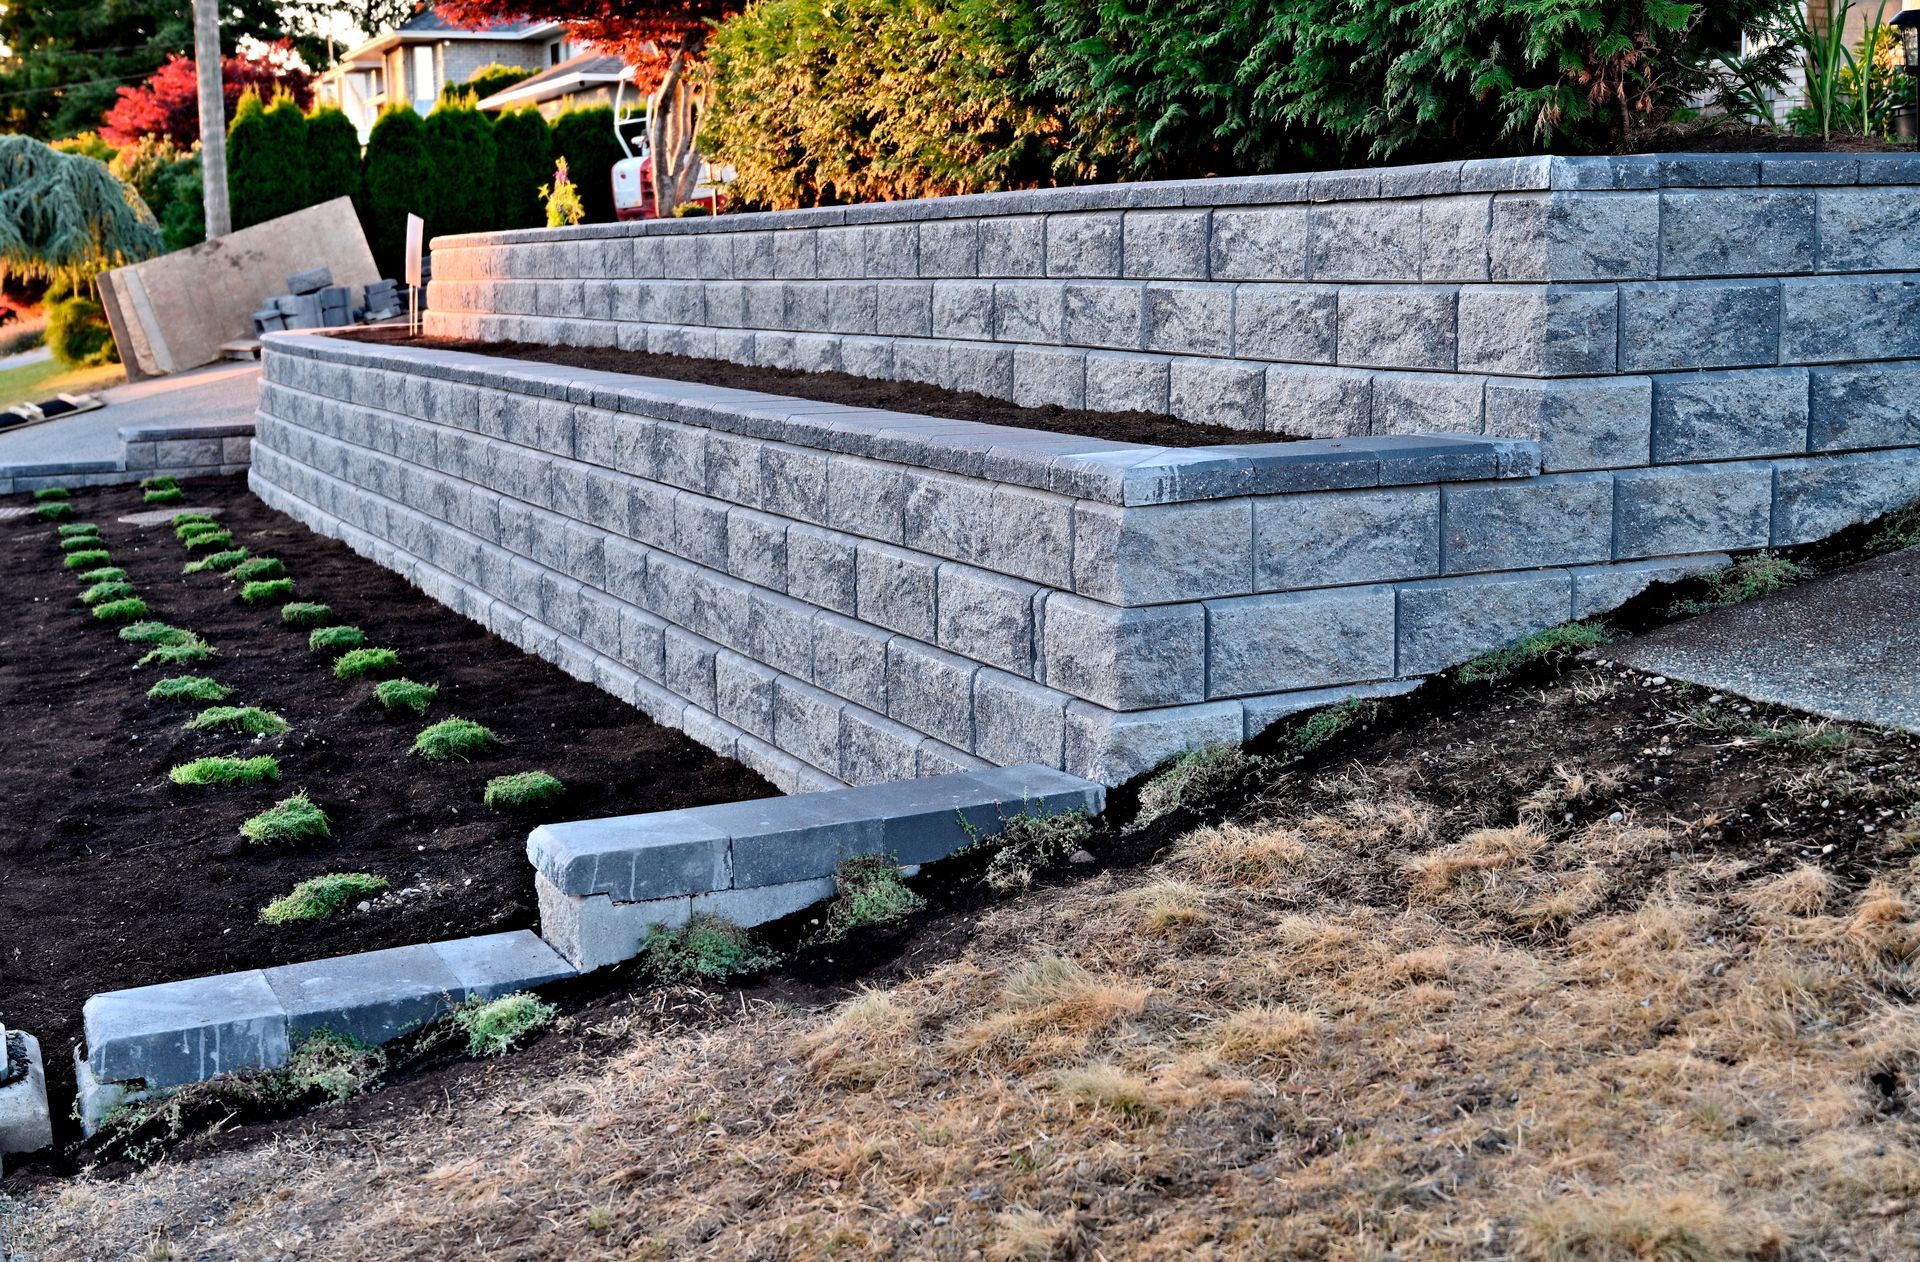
[474,49,631,110]
[324,9,563,72]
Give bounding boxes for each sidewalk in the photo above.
[0,360,260,474]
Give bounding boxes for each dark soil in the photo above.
[1621,122,1918,154]
[0,475,773,1138]
[346,328,1279,449]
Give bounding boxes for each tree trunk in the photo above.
[646,43,706,214]
[192,0,231,238]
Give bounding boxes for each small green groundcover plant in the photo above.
[640,914,780,983]
[307,624,365,653]
[334,647,399,680]
[961,806,1096,894]
[140,635,214,666]
[169,754,279,787]
[240,792,330,845]
[57,522,99,538]
[483,770,564,811]
[175,518,223,540]
[282,601,335,628]
[147,674,232,703]
[185,705,289,736]
[240,578,294,605]
[374,678,437,714]
[412,717,497,761]
[171,511,215,528]
[91,596,148,623]
[33,501,73,521]
[230,556,286,582]
[59,534,104,553]
[78,565,124,584]
[118,621,193,646]
[183,548,248,575]
[1136,743,1259,827]
[32,487,68,502]
[1669,555,1805,618]
[141,476,178,491]
[63,549,109,570]
[452,992,557,1057]
[143,486,186,505]
[1457,622,1617,685]
[181,529,234,552]
[260,872,388,923]
[818,853,925,941]
[80,580,137,605]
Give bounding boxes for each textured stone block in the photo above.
[973,669,1069,767]
[1064,282,1145,350]
[1771,450,1920,545]
[827,456,906,543]
[1265,365,1373,438]
[85,970,290,1088]
[995,280,1066,344]
[1205,585,1397,696]
[1441,473,1614,573]
[1124,209,1211,279]
[1457,284,1617,375]
[1614,462,1774,558]
[1490,191,1659,280]
[1618,280,1781,372]
[1169,357,1265,430]
[1043,595,1205,709]
[1337,285,1458,370]
[1234,284,1338,364]
[981,216,1045,277]
[1063,699,1244,785]
[1085,351,1172,413]
[1241,679,1422,742]
[1144,283,1234,356]
[1484,377,1652,472]
[1570,555,1731,620]
[1808,362,1920,451]
[1660,190,1815,277]
[1073,499,1253,603]
[1420,195,1492,281]
[716,651,779,739]
[1650,368,1809,463]
[1012,346,1087,409]
[937,564,1039,674]
[919,219,981,277]
[749,589,816,677]
[947,343,1014,397]
[885,638,978,749]
[839,707,926,785]
[1307,200,1421,280]
[1814,188,1920,273]
[1395,571,1573,676]
[875,280,933,337]
[931,280,995,340]
[785,522,857,613]
[812,611,891,712]
[1779,275,1920,364]
[536,874,689,973]
[726,506,788,590]
[1370,372,1484,436]
[1047,212,1123,277]
[664,626,718,711]
[1209,206,1308,281]
[1255,486,1439,589]
[774,678,845,778]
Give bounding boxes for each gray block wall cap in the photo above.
[430,930,578,999]
[528,806,735,900]
[83,969,289,1087]
[117,422,257,442]
[0,458,123,477]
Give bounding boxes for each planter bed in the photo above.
[0,475,774,1119]
[345,328,1276,448]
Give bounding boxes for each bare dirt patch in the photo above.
[348,328,1284,448]
[0,475,772,1142]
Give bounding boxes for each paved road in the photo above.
[1611,545,1920,734]
[0,360,260,471]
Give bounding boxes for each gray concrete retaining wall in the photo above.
[0,421,253,495]
[252,154,1920,785]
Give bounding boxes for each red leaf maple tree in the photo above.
[434,0,741,211]
[100,44,314,148]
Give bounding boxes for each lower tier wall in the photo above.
[250,340,1920,786]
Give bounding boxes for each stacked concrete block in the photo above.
[253,153,1920,785]
[531,764,1104,970]
[75,931,574,1131]
[0,1026,54,1170]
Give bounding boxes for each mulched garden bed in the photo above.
[348,328,1279,448]
[0,475,773,1124]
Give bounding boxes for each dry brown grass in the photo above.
[13,747,1920,1261]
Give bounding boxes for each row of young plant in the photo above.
[162,506,569,925]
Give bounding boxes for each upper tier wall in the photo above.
[426,153,1920,475]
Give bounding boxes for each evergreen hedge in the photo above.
[305,106,363,210]
[229,91,311,229]
[490,106,553,230]
[550,106,621,224]
[359,105,431,278]
[423,95,498,239]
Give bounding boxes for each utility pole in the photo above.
[193,0,231,238]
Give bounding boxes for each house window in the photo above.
[413,45,436,105]
[549,38,566,65]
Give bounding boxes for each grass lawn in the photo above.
[0,356,124,408]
